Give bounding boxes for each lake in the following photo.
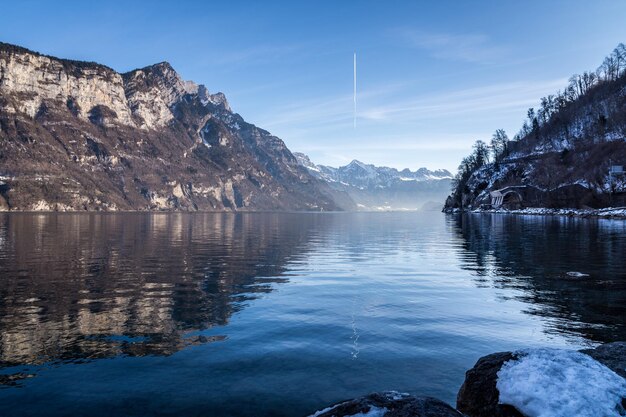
[0,212,625,416]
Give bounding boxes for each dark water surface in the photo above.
[0,212,625,416]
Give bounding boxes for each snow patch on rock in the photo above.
[496,348,626,417]
[309,404,387,417]
[345,406,388,417]
[566,271,590,278]
[309,403,342,417]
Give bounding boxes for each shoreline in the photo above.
[444,206,626,219]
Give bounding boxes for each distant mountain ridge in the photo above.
[295,153,452,187]
[295,153,452,210]
[0,42,341,211]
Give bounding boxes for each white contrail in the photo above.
[353,52,357,129]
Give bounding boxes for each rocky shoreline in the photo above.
[443,206,626,219]
[308,342,626,417]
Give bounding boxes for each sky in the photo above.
[2,0,626,172]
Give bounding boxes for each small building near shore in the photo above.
[490,187,522,210]
[490,185,544,210]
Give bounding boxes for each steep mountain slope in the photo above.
[445,44,626,211]
[0,42,340,211]
[295,153,452,210]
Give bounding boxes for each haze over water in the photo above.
[0,212,624,416]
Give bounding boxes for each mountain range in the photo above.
[295,153,452,210]
[0,42,341,211]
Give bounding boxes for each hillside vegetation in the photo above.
[445,43,626,210]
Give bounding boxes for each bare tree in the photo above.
[490,129,509,161]
[614,43,626,76]
[473,140,490,167]
[598,55,618,81]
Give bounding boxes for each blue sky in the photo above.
[2,0,626,171]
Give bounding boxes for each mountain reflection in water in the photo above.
[0,213,315,366]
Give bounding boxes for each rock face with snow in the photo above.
[445,49,626,212]
[309,392,463,417]
[294,153,452,210]
[457,342,626,417]
[0,42,341,211]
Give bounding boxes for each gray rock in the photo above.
[309,391,463,417]
[581,341,626,378]
[456,352,524,417]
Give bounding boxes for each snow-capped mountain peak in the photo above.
[294,152,452,210]
[295,154,452,188]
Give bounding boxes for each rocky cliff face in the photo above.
[0,45,134,125]
[0,42,340,211]
[295,152,452,210]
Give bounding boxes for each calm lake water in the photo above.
[0,212,625,416]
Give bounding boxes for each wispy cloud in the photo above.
[297,133,482,152]
[255,78,566,132]
[254,82,408,129]
[392,28,507,63]
[360,79,567,122]
[296,134,481,172]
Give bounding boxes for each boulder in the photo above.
[309,391,463,417]
[456,352,525,417]
[457,342,626,417]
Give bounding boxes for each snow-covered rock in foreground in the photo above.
[457,342,626,417]
[496,349,626,417]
